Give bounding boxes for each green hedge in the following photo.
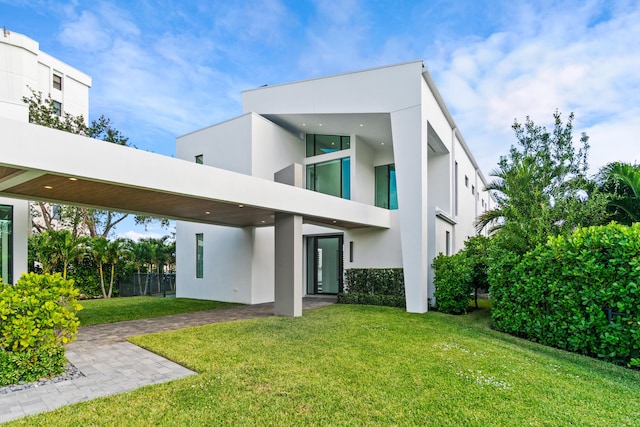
[490,223,640,368]
[432,253,472,314]
[0,273,82,386]
[338,268,405,308]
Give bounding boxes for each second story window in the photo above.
[306,134,350,157]
[306,157,350,199]
[375,164,398,209]
[52,101,62,116]
[195,154,203,164]
[53,74,62,90]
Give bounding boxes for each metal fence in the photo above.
[118,273,176,297]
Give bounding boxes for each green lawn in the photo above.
[9,302,640,426]
[77,296,239,326]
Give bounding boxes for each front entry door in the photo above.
[307,235,343,295]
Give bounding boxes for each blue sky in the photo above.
[2,0,639,239]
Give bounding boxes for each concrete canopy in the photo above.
[0,117,390,230]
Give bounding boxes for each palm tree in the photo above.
[52,230,87,279]
[88,236,110,298]
[104,238,126,298]
[598,162,640,224]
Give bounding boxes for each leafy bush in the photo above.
[0,273,82,385]
[338,268,405,308]
[432,253,472,314]
[490,223,640,367]
[0,345,66,385]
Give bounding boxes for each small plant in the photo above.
[0,273,82,386]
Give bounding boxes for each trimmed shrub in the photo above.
[338,268,405,308]
[490,223,640,367]
[0,273,82,386]
[432,253,472,314]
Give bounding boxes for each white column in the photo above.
[274,164,303,317]
[391,106,430,313]
[274,213,303,317]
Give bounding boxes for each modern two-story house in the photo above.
[175,60,492,314]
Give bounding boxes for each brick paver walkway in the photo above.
[0,297,335,423]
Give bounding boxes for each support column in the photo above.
[274,213,303,317]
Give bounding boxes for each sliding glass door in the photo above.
[306,235,343,295]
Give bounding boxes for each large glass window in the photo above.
[306,134,350,157]
[375,164,398,209]
[195,233,204,279]
[0,205,13,284]
[306,158,350,199]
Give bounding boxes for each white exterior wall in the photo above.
[344,212,402,269]
[243,62,421,115]
[250,227,275,303]
[454,136,480,247]
[0,31,90,117]
[177,114,253,174]
[176,221,255,303]
[353,136,374,205]
[251,114,304,180]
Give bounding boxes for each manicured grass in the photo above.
[77,296,239,326]
[10,303,640,426]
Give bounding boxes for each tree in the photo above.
[476,111,608,254]
[105,239,126,298]
[22,89,169,238]
[47,230,87,280]
[87,237,110,299]
[597,162,640,225]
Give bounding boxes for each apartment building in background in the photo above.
[0,29,91,283]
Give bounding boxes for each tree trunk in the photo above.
[108,264,115,298]
[99,265,107,298]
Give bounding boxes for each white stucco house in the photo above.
[174,60,493,314]
[0,30,492,316]
[0,29,91,284]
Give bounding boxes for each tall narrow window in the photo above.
[0,205,13,284]
[53,74,62,90]
[375,164,398,209]
[195,154,203,164]
[195,233,204,278]
[306,157,350,199]
[53,101,62,116]
[445,231,451,256]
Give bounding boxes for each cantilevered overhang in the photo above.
[0,117,390,230]
[262,112,393,152]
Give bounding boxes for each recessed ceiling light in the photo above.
[205,211,211,215]
[68,177,78,181]
[332,220,337,224]
[302,123,306,127]
[44,185,53,189]
[238,204,244,208]
[381,142,385,145]
[318,123,322,126]
[261,220,266,223]
[359,124,364,127]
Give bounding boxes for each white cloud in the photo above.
[430,1,640,175]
